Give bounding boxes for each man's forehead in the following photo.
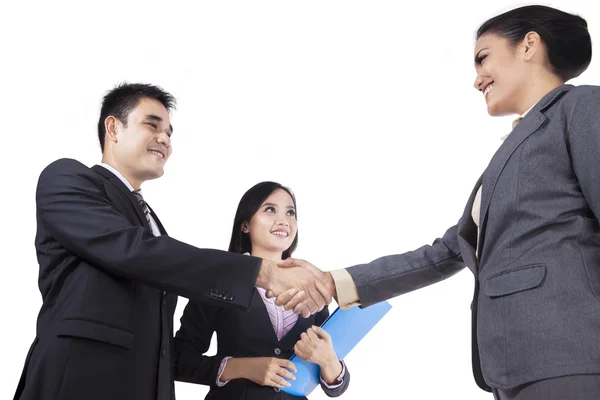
[134,99,170,120]
[136,98,169,114]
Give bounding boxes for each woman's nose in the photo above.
[474,74,484,90]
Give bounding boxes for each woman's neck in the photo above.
[250,249,283,263]
[517,70,564,115]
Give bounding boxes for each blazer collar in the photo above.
[98,163,136,191]
[91,164,152,230]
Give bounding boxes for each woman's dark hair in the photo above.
[228,181,298,259]
[477,5,592,81]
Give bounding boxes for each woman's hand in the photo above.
[294,326,342,384]
[223,357,296,388]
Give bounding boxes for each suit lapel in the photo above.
[280,315,312,349]
[457,175,483,274]
[252,290,312,345]
[479,113,546,236]
[91,165,151,230]
[252,291,281,343]
[92,165,177,305]
[478,85,573,254]
[147,204,168,235]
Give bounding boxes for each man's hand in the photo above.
[270,258,336,313]
[256,259,332,317]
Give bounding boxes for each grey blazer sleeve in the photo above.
[319,362,350,397]
[567,86,600,220]
[346,224,464,307]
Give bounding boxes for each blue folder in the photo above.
[282,300,392,396]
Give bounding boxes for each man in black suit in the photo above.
[14,83,332,400]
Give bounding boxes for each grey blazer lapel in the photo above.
[478,85,573,256]
[457,175,483,274]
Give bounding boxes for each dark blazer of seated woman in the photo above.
[173,182,350,399]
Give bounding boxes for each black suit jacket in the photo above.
[14,158,263,400]
[174,291,350,399]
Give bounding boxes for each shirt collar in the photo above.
[520,102,536,118]
[501,101,539,142]
[99,163,138,194]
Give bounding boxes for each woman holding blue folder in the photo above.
[173,181,350,399]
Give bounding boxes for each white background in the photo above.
[1,1,599,399]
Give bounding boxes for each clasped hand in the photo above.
[265,258,336,318]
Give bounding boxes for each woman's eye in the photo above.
[265,206,275,213]
[287,210,296,217]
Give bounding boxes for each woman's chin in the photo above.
[265,244,291,255]
[486,99,514,117]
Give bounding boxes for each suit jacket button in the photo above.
[274,348,281,355]
[161,348,166,357]
[274,388,280,392]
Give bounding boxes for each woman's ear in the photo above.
[241,222,249,233]
[521,31,542,61]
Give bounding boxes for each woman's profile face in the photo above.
[243,189,298,256]
[473,32,529,116]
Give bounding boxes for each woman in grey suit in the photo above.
[277,5,600,400]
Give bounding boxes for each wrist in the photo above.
[221,357,246,381]
[318,351,340,372]
[324,272,337,299]
[256,260,274,290]
[320,358,340,372]
[319,359,343,384]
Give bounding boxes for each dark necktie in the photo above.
[131,191,152,228]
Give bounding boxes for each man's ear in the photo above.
[104,116,121,145]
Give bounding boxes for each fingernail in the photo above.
[296,291,304,298]
[290,289,298,295]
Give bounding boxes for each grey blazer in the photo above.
[346,84,600,391]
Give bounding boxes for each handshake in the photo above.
[256,258,337,318]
